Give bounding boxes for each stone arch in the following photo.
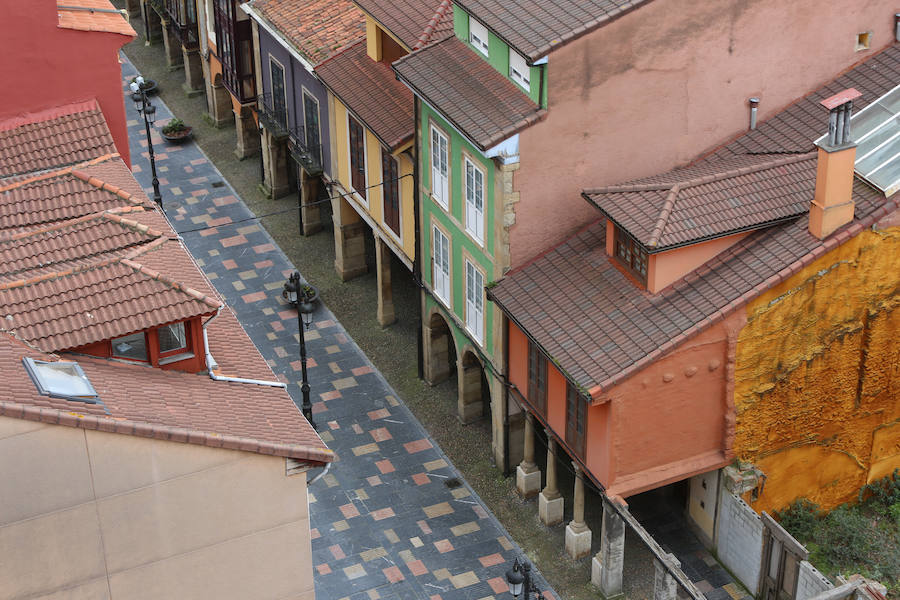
[458,346,491,424]
[423,308,456,385]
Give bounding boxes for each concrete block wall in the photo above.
[715,492,763,595]
[796,560,834,600]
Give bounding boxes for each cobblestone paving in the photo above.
[121,56,556,600]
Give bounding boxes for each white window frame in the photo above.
[432,225,450,306]
[347,113,368,207]
[509,50,530,91]
[465,259,485,344]
[464,156,485,246]
[430,125,449,209]
[469,17,489,56]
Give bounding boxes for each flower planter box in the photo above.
[161,127,192,143]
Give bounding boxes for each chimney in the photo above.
[810,88,861,239]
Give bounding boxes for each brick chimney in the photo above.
[810,88,861,239]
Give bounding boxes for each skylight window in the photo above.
[23,357,99,403]
[469,17,489,56]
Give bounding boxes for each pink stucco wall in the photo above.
[511,0,897,268]
[648,232,750,292]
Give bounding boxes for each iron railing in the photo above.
[288,124,323,176]
[257,93,289,139]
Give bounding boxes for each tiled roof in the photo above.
[393,35,545,151]
[353,0,453,50]
[583,152,818,250]
[317,40,414,150]
[56,0,137,37]
[489,44,900,395]
[249,0,365,65]
[0,100,117,178]
[454,0,649,62]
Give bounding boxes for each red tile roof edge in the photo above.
[71,167,149,205]
[119,257,223,310]
[0,207,163,243]
[586,194,900,399]
[0,153,121,193]
[0,399,335,463]
[413,0,452,50]
[0,99,103,133]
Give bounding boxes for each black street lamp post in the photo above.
[128,76,163,210]
[506,558,544,600]
[283,271,317,429]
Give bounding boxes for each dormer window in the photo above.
[613,224,648,285]
[509,50,530,90]
[159,322,187,354]
[112,331,149,362]
[469,17,489,56]
[101,320,196,368]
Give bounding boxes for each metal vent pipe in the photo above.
[748,97,760,130]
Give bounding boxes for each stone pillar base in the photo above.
[161,21,184,69]
[182,47,204,96]
[458,363,483,424]
[516,464,541,498]
[234,106,260,159]
[539,491,564,527]
[207,80,234,128]
[375,237,396,327]
[653,555,680,600]
[333,221,367,281]
[592,555,624,599]
[422,319,451,385]
[565,522,592,560]
[125,0,141,18]
[142,1,163,45]
[300,172,323,236]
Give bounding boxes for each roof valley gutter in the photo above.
[240,2,317,75]
[58,5,127,14]
[202,307,287,388]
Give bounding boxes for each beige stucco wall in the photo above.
[0,417,314,600]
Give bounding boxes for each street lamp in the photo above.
[283,271,316,429]
[128,76,163,210]
[506,558,543,599]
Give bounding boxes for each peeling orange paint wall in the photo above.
[733,225,900,514]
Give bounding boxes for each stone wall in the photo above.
[797,560,834,600]
[715,491,763,595]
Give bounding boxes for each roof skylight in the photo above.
[22,357,100,403]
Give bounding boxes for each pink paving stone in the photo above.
[222,259,238,270]
[368,408,390,420]
[479,553,504,568]
[328,420,339,430]
[488,577,509,594]
[199,227,217,237]
[320,390,342,401]
[370,427,392,442]
[352,366,373,376]
[174,214,185,221]
[371,507,395,521]
[404,439,433,454]
[311,401,327,414]
[220,234,248,248]
[278,310,295,320]
[132,164,142,172]
[184,165,193,173]
[254,259,274,269]
[366,475,382,486]
[316,319,336,329]
[375,459,395,474]
[208,216,232,226]
[412,473,430,486]
[406,560,428,576]
[271,321,285,332]
[383,566,404,584]
[213,195,238,206]
[473,505,488,519]
[418,520,432,535]
[189,176,207,184]
[339,503,360,519]
[156,153,168,160]
[316,564,332,575]
[253,243,275,253]
[190,189,207,197]
[336,333,348,342]
[430,596,442,600]
[434,539,453,553]
[190,158,207,165]
[351,424,363,434]
[329,544,346,560]
[241,291,266,303]
[310,528,320,539]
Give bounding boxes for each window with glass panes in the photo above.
[614,224,648,284]
[212,0,255,102]
[430,126,448,208]
[566,383,587,456]
[465,260,484,343]
[464,157,484,244]
[527,341,547,414]
[382,150,400,236]
[348,115,366,199]
[432,226,450,304]
[303,91,321,164]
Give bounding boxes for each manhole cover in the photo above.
[444,478,462,489]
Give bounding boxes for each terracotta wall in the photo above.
[733,223,900,513]
[0,420,316,600]
[512,0,897,268]
[0,0,135,166]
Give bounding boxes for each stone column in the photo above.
[208,76,234,128]
[422,313,451,385]
[260,127,291,199]
[565,463,592,559]
[539,434,564,526]
[592,502,625,599]
[234,105,260,160]
[457,361,483,424]
[125,0,141,19]
[331,196,367,281]
[375,237,396,327]
[300,169,322,236]
[653,554,681,600]
[516,413,541,498]
[161,21,184,69]
[141,1,163,45]
[182,46,204,96]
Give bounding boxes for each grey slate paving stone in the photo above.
[120,55,555,600]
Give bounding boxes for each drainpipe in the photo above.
[501,314,511,477]
[202,307,287,388]
[308,462,331,486]
[413,97,424,381]
[748,97,760,130]
[895,14,900,42]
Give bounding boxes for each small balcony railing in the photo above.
[257,94,289,139]
[288,125,323,176]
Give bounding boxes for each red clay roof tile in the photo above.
[57,0,137,37]
[353,0,453,50]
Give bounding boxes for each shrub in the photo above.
[161,118,187,135]
[774,498,820,542]
[858,469,900,509]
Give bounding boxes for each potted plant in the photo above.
[130,75,157,95]
[160,117,192,143]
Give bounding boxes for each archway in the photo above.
[423,310,455,385]
[458,349,490,424]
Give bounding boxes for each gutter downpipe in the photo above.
[308,462,331,486]
[202,307,287,388]
[413,97,424,381]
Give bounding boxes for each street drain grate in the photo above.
[444,478,462,489]
[211,181,225,188]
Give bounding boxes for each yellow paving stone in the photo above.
[423,502,454,518]
[354,488,369,500]
[266,332,277,341]
[398,549,414,563]
[360,547,386,562]
[333,376,358,390]
[236,224,260,235]
[238,269,258,280]
[451,571,479,589]
[191,214,211,224]
[343,564,365,580]
[367,590,380,600]
[329,362,342,373]
[433,568,451,581]
[170,186,182,195]
[424,459,448,471]
[207,249,219,256]
[308,493,316,504]
[352,443,379,456]
[325,344,341,354]
[410,536,423,548]
[386,395,399,407]
[724,584,744,600]
[195,258,205,266]
[384,529,400,544]
[451,487,471,499]
[232,280,246,291]
[185,196,198,205]
[319,431,335,443]
[333,519,349,532]
[264,281,283,290]
[305,329,321,341]
[450,521,480,536]
[262,307,274,315]
[498,536,513,550]
[207,272,218,280]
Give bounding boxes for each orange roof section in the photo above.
[56,0,136,37]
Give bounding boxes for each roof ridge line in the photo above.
[70,167,147,205]
[583,181,676,195]
[414,0,452,50]
[0,153,119,193]
[101,210,164,238]
[0,253,123,290]
[676,151,818,190]
[118,257,223,310]
[313,37,365,70]
[646,184,681,248]
[0,210,110,242]
[0,99,102,133]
